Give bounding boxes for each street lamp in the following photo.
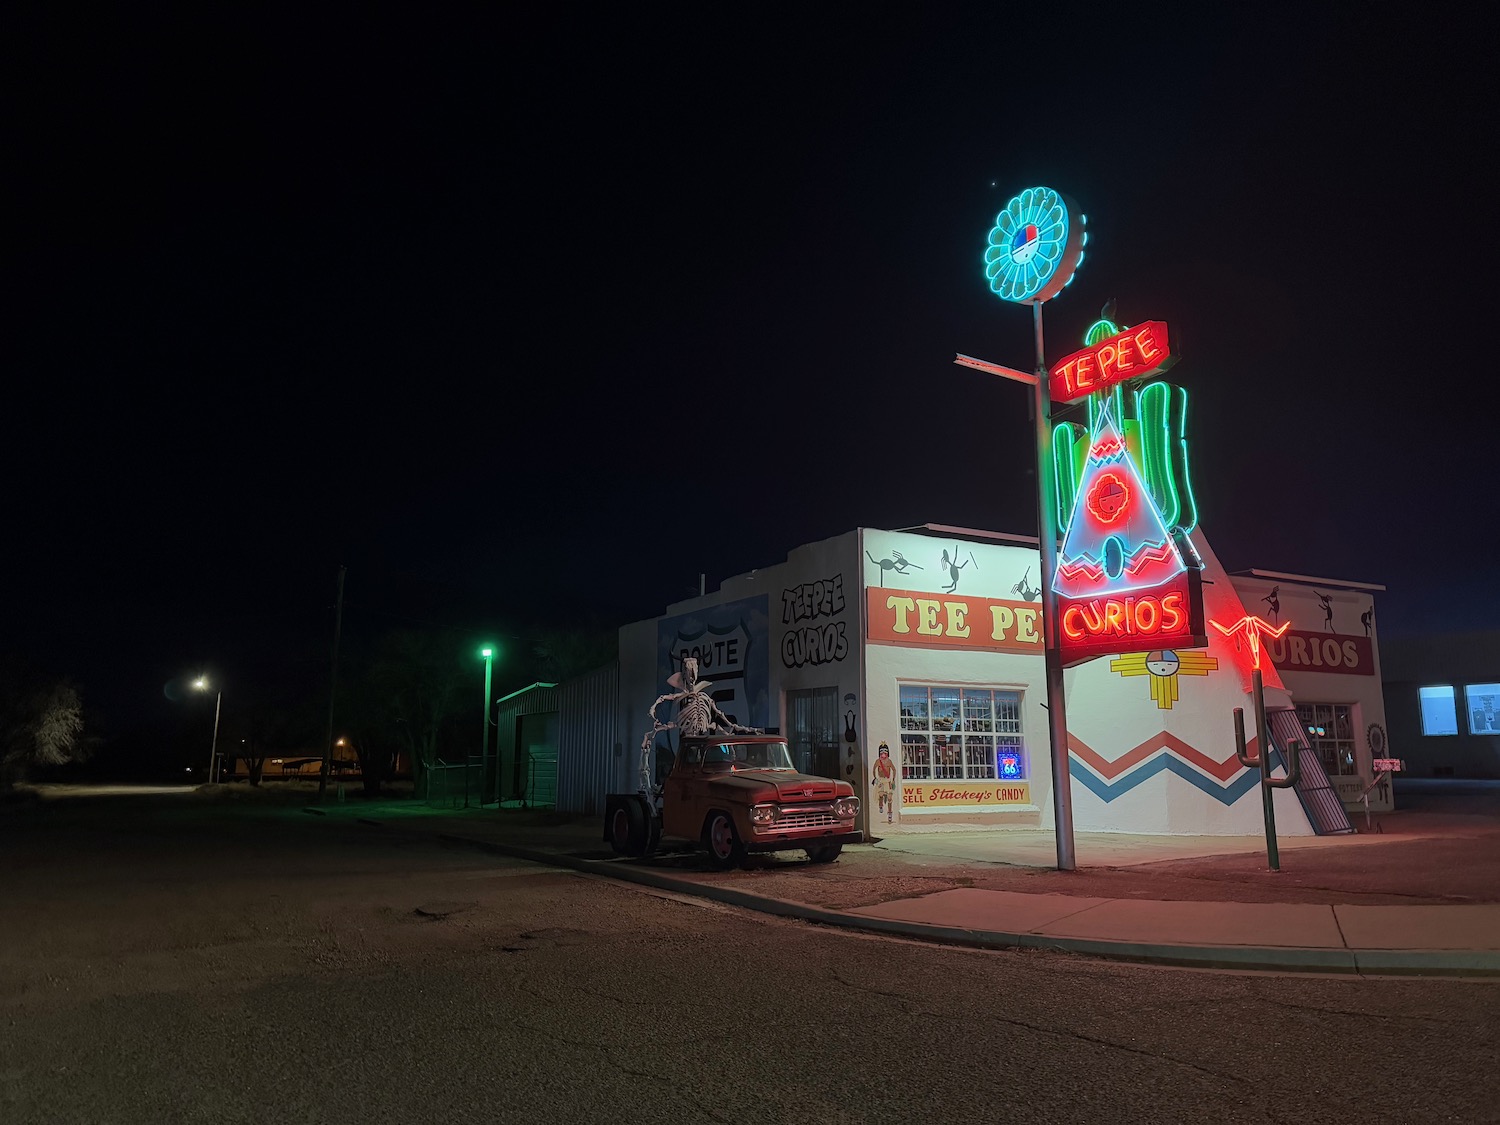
[193,677,223,784]
[479,645,495,807]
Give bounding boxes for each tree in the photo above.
[1,676,87,795]
[351,629,468,799]
[530,624,617,683]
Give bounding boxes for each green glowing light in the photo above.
[1083,318,1120,345]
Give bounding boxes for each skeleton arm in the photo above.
[705,697,761,736]
[637,690,687,794]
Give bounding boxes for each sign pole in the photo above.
[1032,302,1076,871]
[1251,668,1281,870]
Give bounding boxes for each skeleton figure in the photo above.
[637,656,762,792]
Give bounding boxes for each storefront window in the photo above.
[898,685,1025,780]
[1465,684,1500,735]
[1294,702,1357,776]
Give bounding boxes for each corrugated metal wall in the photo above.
[494,683,559,804]
[556,662,620,816]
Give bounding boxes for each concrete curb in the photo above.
[361,821,1500,978]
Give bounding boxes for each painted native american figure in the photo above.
[637,656,761,792]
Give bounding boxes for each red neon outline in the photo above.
[1090,435,1126,459]
[1210,614,1291,670]
[1085,471,1129,523]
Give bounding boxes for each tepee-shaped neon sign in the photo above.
[1054,406,1206,667]
[1054,407,1185,599]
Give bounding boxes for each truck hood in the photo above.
[707,771,851,802]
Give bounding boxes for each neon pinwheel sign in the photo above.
[984,187,1087,304]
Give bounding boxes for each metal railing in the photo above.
[425,760,483,809]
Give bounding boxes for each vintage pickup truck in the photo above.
[604,734,862,869]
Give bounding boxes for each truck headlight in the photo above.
[750,804,777,825]
[834,796,859,819]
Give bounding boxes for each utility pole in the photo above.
[317,565,347,803]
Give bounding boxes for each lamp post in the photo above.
[193,677,222,784]
[479,646,495,807]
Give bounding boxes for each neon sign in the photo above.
[1058,569,1206,667]
[1053,380,1198,536]
[1055,411,1184,598]
[1210,615,1290,671]
[1055,407,1207,667]
[1049,321,1176,403]
[984,187,1087,304]
[1085,471,1129,523]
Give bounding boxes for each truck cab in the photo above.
[606,734,862,868]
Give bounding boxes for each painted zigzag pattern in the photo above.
[1068,732,1271,805]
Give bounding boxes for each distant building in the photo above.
[1380,630,1500,779]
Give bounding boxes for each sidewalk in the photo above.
[306,795,1500,978]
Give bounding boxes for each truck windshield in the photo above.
[726,741,795,770]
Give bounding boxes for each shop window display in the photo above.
[1295,702,1358,776]
[899,685,1025,781]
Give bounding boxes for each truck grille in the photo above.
[773,807,839,830]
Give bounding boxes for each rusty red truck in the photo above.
[604,733,862,869]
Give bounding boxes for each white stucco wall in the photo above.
[859,526,1316,836]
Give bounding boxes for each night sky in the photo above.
[7,8,1496,739]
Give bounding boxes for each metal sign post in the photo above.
[954,334,1077,872]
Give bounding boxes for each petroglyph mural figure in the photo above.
[940,546,974,594]
[865,549,921,586]
[1315,591,1335,632]
[1262,585,1280,623]
[1011,567,1041,601]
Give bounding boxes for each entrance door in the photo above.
[516,711,559,808]
[786,687,839,778]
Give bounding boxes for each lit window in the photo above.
[897,685,1025,781]
[1464,683,1500,735]
[1419,685,1459,737]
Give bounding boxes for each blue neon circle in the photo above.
[985,187,1071,302]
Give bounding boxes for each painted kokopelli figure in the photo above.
[637,656,761,792]
[1011,567,1041,602]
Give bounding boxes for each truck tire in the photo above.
[608,797,648,857]
[702,810,745,870]
[806,844,842,864]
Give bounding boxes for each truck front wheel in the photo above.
[702,811,745,870]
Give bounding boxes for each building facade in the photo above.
[595,523,1388,838]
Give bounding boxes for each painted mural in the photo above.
[780,573,850,668]
[1109,649,1218,709]
[655,594,770,730]
[870,741,896,824]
